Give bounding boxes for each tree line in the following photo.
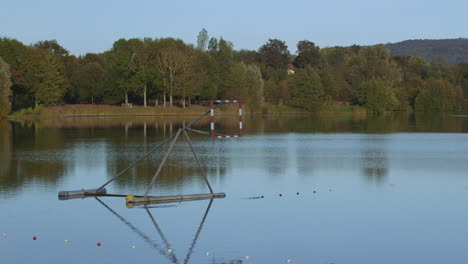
[1,29,467,117]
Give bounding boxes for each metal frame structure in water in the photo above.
[58,101,241,206]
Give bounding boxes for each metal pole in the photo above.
[183,130,214,194]
[96,134,177,192]
[144,129,182,197]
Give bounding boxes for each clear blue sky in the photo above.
[2,0,467,55]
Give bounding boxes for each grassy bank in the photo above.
[9,103,367,119]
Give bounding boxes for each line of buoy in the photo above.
[3,234,298,263]
[246,189,337,199]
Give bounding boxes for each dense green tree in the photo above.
[225,62,264,109]
[264,79,290,105]
[0,38,32,107]
[347,45,402,90]
[347,45,402,107]
[322,47,352,102]
[356,78,399,114]
[426,62,455,82]
[225,62,247,101]
[74,62,104,104]
[234,49,259,65]
[34,40,69,56]
[0,56,12,116]
[415,79,463,112]
[455,64,468,99]
[108,38,144,105]
[207,37,218,55]
[258,39,290,69]
[290,67,324,111]
[26,49,67,106]
[293,40,320,68]
[177,50,208,104]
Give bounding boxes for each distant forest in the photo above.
[1,30,468,117]
[386,38,468,65]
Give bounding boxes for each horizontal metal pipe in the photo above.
[126,192,226,208]
[58,188,107,200]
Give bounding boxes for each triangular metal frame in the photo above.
[59,102,236,205]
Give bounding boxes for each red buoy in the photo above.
[33,236,37,240]
[97,242,102,247]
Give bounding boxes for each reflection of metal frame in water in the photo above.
[95,197,213,264]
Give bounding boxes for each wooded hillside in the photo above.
[386,38,468,65]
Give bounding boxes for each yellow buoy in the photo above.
[126,195,135,202]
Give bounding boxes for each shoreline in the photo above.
[7,104,367,120]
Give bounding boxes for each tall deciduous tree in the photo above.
[294,40,320,68]
[347,45,402,106]
[197,28,209,51]
[155,39,193,107]
[0,56,12,116]
[258,39,290,69]
[245,64,264,109]
[26,49,67,106]
[0,38,32,107]
[75,62,104,104]
[109,38,144,105]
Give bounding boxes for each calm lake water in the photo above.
[1,113,468,264]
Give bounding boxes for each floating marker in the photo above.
[287,260,293,263]
[33,236,37,240]
[168,248,174,253]
[245,256,251,260]
[131,245,136,249]
[64,240,69,243]
[206,252,212,256]
[2,234,8,238]
[97,242,102,247]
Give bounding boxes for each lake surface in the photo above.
[1,113,468,264]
